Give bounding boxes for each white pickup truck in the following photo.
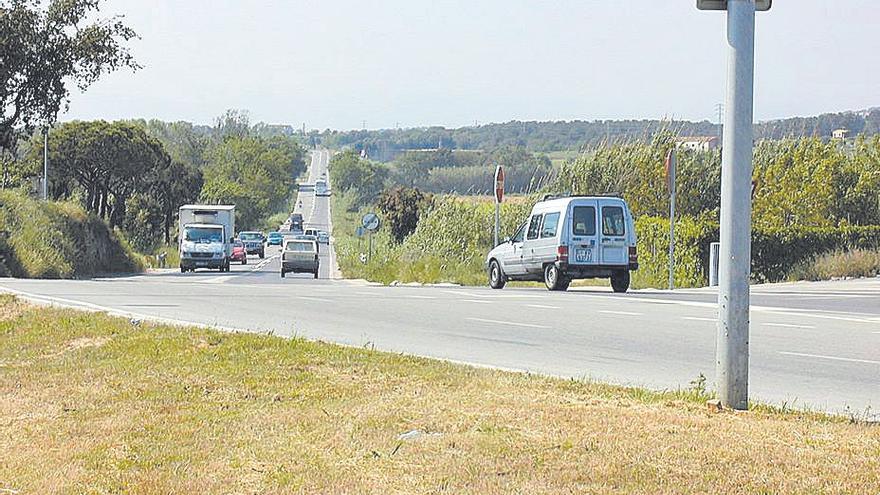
[178,205,235,272]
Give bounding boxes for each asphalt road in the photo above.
[2,150,878,418]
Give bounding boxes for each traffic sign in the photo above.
[362,213,380,232]
[494,165,504,204]
[697,0,771,11]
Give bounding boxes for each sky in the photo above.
[62,0,879,130]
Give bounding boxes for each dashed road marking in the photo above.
[764,322,816,329]
[462,299,492,304]
[599,310,643,316]
[527,304,561,309]
[466,317,550,329]
[779,351,880,365]
[682,316,716,322]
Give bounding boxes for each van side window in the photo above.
[572,206,596,236]
[602,206,626,236]
[526,214,543,240]
[540,212,560,238]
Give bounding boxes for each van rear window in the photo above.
[602,206,626,236]
[572,206,596,236]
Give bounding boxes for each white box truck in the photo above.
[178,205,236,272]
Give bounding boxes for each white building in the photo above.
[676,136,720,152]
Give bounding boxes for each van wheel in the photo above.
[544,264,569,291]
[488,260,506,289]
[611,270,630,293]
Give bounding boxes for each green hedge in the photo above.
[635,216,880,287]
[0,190,143,278]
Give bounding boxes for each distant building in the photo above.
[832,129,849,140]
[676,136,720,152]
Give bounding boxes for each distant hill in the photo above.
[315,108,880,159]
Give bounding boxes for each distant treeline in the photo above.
[317,108,880,157]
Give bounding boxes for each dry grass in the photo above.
[789,249,880,281]
[1,296,878,494]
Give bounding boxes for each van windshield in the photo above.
[572,206,596,236]
[185,227,222,243]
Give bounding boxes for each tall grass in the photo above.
[0,190,142,278]
[788,249,880,281]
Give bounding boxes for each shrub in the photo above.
[377,186,433,243]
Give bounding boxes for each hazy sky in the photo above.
[63,1,878,130]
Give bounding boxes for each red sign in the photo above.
[494,166,504,203]
[664,150,676,191]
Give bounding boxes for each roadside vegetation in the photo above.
[0,191,142,278]
[330,134,880,288]
[1,296,878,493]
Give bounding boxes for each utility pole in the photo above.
[362,120,366,130]
[715,103,724,138]
[42,127,49,200]
[716,0,757,410]
[666,149,676,290]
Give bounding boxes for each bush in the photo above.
[634,216,880,286]
[377,187,433,243]
[0,190,142,278]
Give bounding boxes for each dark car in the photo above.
[230,240,247,265]
[238,231,265,258]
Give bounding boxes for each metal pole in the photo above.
[43,127,49,200]
[717,0,755,411]
[494,202,500,247]
[368,232,372,262]
[668,150,676,291]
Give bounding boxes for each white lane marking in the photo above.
[405,295,437,300]
[462,299,492,304]
[354,291,379,296]
[682,316,716,322]
[779,351,880,366]
[764,323,816,329]
[295,296,333,303]
[466,317,550,329]
[599,310,643,316]
[527,304,561,309]
[610,296,880,324]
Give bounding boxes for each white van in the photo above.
[486,195,638,292]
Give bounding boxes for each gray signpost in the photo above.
[698,0,770,410]
[362,213,380,262]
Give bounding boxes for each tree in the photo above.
[0,0,139,152]
[200,135,305,230]
[329,150,388,207]
[377,186,433,243]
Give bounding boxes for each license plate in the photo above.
[196,261,209,266]
[575,248,592,263]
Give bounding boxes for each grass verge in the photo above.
[1,296,878,494]
[788,249,880,281]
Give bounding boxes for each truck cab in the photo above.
[178,205,236,273]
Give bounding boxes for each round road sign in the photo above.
[362,213,380,231]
